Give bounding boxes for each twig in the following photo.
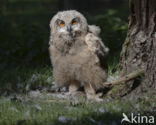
[104,69,145,87]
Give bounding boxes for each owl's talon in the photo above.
[86,94,103,102]
[95,97,103,102]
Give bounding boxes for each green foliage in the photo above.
[88,9,128,60]
[0,20,49,69]
[0,0,58,70]
[0,66,53,93]
[0,1,128,69]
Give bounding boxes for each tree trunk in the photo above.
[120,0,156,95]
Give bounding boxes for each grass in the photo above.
[0,64,156,125]
[0,66,53,93]
[0,93,155,125]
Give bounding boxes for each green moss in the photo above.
[119,35,131,69]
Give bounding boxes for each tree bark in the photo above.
[120,0,156,95]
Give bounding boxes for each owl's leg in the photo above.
[84,83,103,102]
[67,80,80,95]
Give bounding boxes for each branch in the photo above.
[104,69,145,87]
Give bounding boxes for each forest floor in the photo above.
[0,65,156,125]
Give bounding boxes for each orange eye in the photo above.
[60,22,65,27]
[72,20,77,25]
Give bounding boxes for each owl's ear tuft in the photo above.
[88,25,101,36]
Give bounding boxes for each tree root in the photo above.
[104,69,145,87]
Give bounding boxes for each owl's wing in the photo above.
[88,25,101,36]
[96,36,109,56]
[85,33,109,70]
[85,33,109,56]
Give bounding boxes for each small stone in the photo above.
[98,107,108,113]
[46,77,53,84]
[58,116,77,123]
[33,104,42,111]
[89,117,96,123]
[60,87,68,92]
[29,74,40,83]
[52,93,68,99]
[28,90,41,98]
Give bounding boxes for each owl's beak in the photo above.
[67,24,72,33]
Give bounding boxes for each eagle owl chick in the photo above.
[49,10,109,101]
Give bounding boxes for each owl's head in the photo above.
[50,10,88,40]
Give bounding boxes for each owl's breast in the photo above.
[67,47,98,66]
[53,38,100,67]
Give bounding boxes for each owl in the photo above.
[49,10,109,101]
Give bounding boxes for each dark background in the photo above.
[0,0,128,70]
